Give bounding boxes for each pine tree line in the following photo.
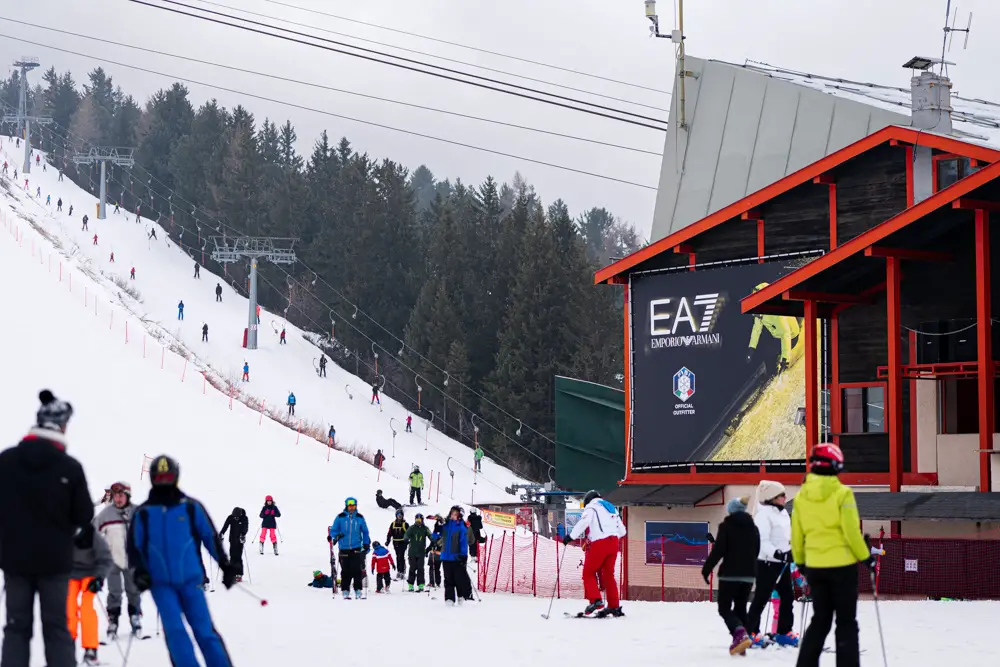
[2,67,642,481]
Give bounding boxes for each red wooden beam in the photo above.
[757,219,765,263]
[623,284,633,480]
[886,257,903,493]
[905,145,915,207]
[828,183,838,250]
[620,472,939,486]
[831,314,841,446]
[908,330,919,476]
[813,174,836,185]
[782,290,872,304]
[804,300,819,457]
[673,243,695,254]
[953,198,1000,212]
[741,209,763,221]
[975,209,993,492]
[864,247,954,262]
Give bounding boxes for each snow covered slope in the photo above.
[1,138,525,507]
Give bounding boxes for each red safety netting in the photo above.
[865,535,1000,600]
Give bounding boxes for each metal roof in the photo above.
[789,492,1000,521]
[603,484,722,507]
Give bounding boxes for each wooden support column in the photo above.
[623,283,633,479]
[975,209,993,492]
[886,257,903,493]
[813,176,838,249]
[908,330,919,475]
[905,146,915,208]
[831,312,841,445]
[757,220,765,262]
[804,300,819,456]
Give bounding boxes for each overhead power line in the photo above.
[129,0,670,129]
[259,0,671,96]
[0,34,660,190]
[0,18,661,157]
[188,0,669,112]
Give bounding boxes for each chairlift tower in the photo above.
[1,57,52,174]
[71,147,136,219]
[210,237,298,349]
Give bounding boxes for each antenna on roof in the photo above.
[940,1,972,75]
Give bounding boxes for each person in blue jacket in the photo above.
[328,497,370,600]
[440,505,473,605]
[127,455,236,667]
[177,301,184,320]
[287,392,296,417]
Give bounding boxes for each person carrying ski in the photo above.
[791,443,873,667]
[318,355,327,377]
[279,328,286,344]
[202,323,209,342]
[467,509,485,561]
[563,490,627,617]
[68,523,114,666]
[375,489,402,511]
[219,508,249,583]
[307,570,334,588]
[440,506,473,605]
[370,381,380,405]
[127,455,236,667]
[258,496,281,555]
[374,449,385,470]
[242,362,249,382]
[177,300,185,320]
[408,465,424,505]
[194,262,201,279]
[130,267,135,280]
[329,497,370,600]
[0,390,93,667]
[386,510,409,580]
[215,283,222,302]
[370,542,395,593]
[405,513,432,592]
[405,414,412,433]
[474,445,484,472]
[426,534,443,589]
[702,496,760,656]
[94,481,143,638]
[746,480,795,647]
[287,392,296,417]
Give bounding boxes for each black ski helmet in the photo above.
[150,455,180,487]
[583,490,600,506]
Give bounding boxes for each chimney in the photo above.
[904,58,954,203]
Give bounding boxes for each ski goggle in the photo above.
[345,498,357,508]
[110,483,130,495]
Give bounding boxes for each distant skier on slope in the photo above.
[563,490,627,618]
[113,202,120,215]
[69,204,73,217]
[370,382,380,405]
[370,542,395,593]
[328,425,336,446]
[375,489,401,511]
[215,283,222,302]
[373,449,385,470]
[177,300,184,320]
[148,228,157,240]
[57,197,62,212]
[202,323,209,342]
[82,215,88,231]
[93,233,98,245]
[405,414,412,433]
[329,497,370,600]
[408,466,424,505]
[130,267,135,280]
[258,495,280,556]
[46,194,50,206]
[318,355,327,377]
[219,507,249,583]
[702,496,759,656]
[279,328,286,345]
[109,252,114,263]
[287,392,296,417]
[194,262,200,279]
[386,510,409,581]
[242,362,249,382]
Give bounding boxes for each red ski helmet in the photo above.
[810,443,845,474]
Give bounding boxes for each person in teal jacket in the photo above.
[329,497,370,599]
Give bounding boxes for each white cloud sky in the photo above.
[1,0,997,239]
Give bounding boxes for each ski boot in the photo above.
[342,590,351,600]
[595,606,624,618]
[457,598,464,606]
[259,542,264,555]
[750,632,774,649]
[445,599,456,607]
[730,628,752,655]
[773,632,799,648]
[418,585,425,593]
[106,614,119,640]
[273,543,279,556]
[82,648,100,666]
[202,576,211,592]
[354,589,363,599]
[130,612,142,636]
[408,584,414,592]
[234,575,243,583]
[581,599,605,616]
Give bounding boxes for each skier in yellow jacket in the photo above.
[747,283,802,370]
[791,443,873,667]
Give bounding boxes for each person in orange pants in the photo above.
[68,523,114,666]
[563,490,627,617]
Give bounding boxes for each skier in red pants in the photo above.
[563,490,627,617]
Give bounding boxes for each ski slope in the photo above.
[1,139,525,508]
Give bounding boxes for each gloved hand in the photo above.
[774,550,792,564]
[459,556,467,565]
[562,534,573,546]
[702,571,711,586]
[864,556,877,570]
[221,563,238,590]
[240,535,246,544]
[87,578,103,593]
[133,569,151,593]
[363,544,371,554]
[327,535,333,543]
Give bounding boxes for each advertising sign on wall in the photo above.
[482,509,517,530]
[631,260,814,465]
[644,521,710,566]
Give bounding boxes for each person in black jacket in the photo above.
[467,510,485,561]
[0,390,93,667]
[375,489,402,511]
[386,510,409,580]
[702,497,760,656]
[219,508,249,582]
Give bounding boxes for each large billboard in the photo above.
[630,260,814,465]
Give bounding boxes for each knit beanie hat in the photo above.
[750,481,786,515]
[726,497,747,514]
[36,389,73,432]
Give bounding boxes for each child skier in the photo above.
[405,414,412,433]
[68,523,114,666]
[127,455,236,667]
[405,513,432,592]
[307,570,334,588]
[370,381,380,405]
[259,496,281,555]
[219,507,249,582]
[701,496,760,656]
[287,392,296,417]
[386,510,409,580]
[768,563,807,634]
[370,542,395,593]
[427,534,443,589]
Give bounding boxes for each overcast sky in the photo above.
[1,0,998,238]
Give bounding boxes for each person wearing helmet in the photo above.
[0,390,92,667]
[562,490,627,617]
[408,466,424,505]
[467,509,485,561]
[747,282,802,372]
[329,498,371,599]
[386,510,409,581]
[370,542,396,593]
[440,506,474,605]
[791,443,872,667]
[219,508,249,583]
[375,489,402,511]
[127,455,237,667]
[94,480,143,637]
[259,496,281,556]
[747,481,795,647]
[404,514,432,592]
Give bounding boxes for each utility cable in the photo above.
[0,34,660,190]
[188,0,669,111]
[129,0,670,128]
[0,18,661,157]
[260,0,671,95]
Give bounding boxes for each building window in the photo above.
[935,157,975,192]
[842,385,885,433]
[939,378,1000,434]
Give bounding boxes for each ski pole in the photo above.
[121,628,136,667]
[465,561,482,602]
[870,569,889,667]
[542,545,569,619]
[235,583,269,607]
[156,610,160,637]
[277,527,283,543]
[96,596,130,663]
[244,548,252,584]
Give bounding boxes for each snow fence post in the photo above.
[295,419,302,445]
[511,532,515,593]
[181,359,187,383]
[259,400,265,425]
[492,532,505,593]
[532,533,537,596]
[555,539,560,599]
[125,321,128,345]
[660,536,665,602]
[160,346,164,370]
[109,310,113,330]
[438,471,441,503]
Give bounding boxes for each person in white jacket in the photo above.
[93,481,142,638]
[562,490,627,617]
[746,480,796,647]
